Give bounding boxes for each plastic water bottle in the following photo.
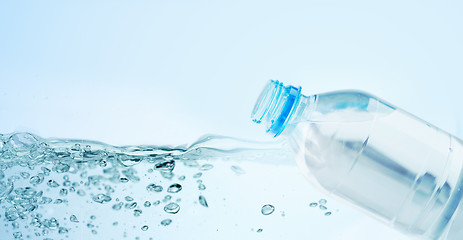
[251,80,463,240]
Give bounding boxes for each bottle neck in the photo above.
[251,80,314,137]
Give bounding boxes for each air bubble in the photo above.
[261,204,275,215]
[161,219,172,226]
[92,194,112,204]
[198,184,206,190]
[70,215,79,223]
[47,180,59,188]
[146,184,163,192]
[164,202,180,214]
[133,209,142,217]
[198,195,208,207]
[13,231,22,238]
[29,175,44,185]
[58,227,68,234]
[112,203,123,210]
[120,178,129,183]
[199,164,213,171]
[167,183,182,193]
[125,202,137,209]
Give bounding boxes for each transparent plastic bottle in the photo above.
[251,80,463,240]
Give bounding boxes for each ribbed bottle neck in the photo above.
[251,80,312,137]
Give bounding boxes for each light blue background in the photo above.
[1,1,463,239]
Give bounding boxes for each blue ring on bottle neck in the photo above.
[268,85,301,137]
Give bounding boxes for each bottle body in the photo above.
[252,81,463,239]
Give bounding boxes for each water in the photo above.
[261,204,275,215]
[0,132,411,240]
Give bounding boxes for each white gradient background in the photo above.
[1,1,463,239]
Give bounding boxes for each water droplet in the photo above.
[146,184,163,192]
[91,229,98,235]
[29,175,44,185]
[160,219,172,226]
[59,188,68,196]
[178,175,186,180]
[8,132,37,153]
[90,215,96,220]
[199,164,213,171]
[193,172,202,178]
[40,197,53,204]
[198,183,206,190]
[5,207,19,221]
[153,200,161,206]
[12,222,20,229]
[98,159,107,168]
[309,202,318,207]
[167,183,182,193]
[199,195,208,207]
[319,205,327,210]
[13,232,22,238]
[257,229,263,233]
[70,215,79,223]
[231,165,246,175]
[144,201,151,207]
[120,177,129,183]
[160,171,174,179]
[163,202,180,214]
[141,225,149,231]
[41,167,51,175]
[125,196,134,201]
[133,209,142,217]
[58,227,68,234]
[319,199,327,205]
[125,202,137,209]
[154,160,175,172]
[53,162,70,173]
[77,189,86,196]
[261,204,275,215]
[92,194,112,204]
[47,180,59,188]
[105,185,115,193]
[325,211,332,216]
[163,195,172,202]
[112,203,123,210]
[43,217,59,230]
[20,172,30,179]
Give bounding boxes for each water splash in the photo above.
[0,132,287,239]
